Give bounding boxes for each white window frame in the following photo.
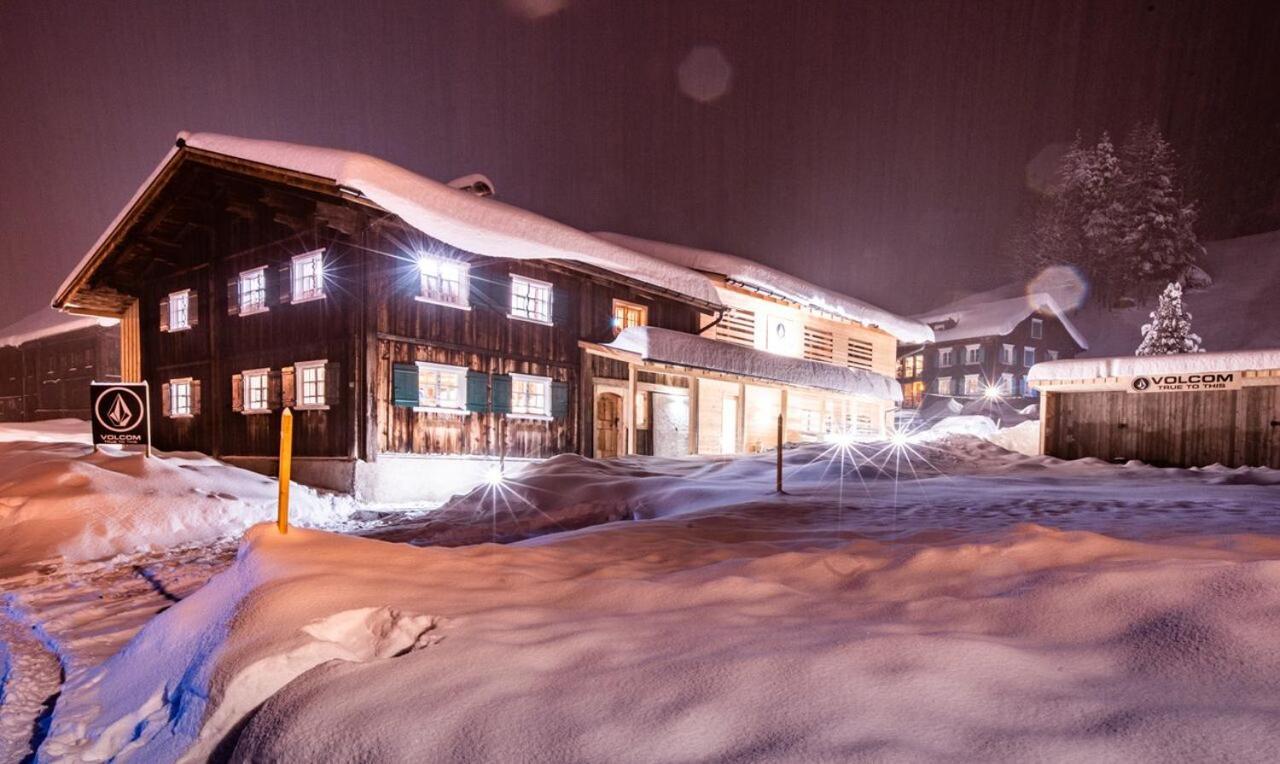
[938,347,955,367]
[1047,350,1059,361]
[965,344,981,365]
[239,266,269,316]
[416,256,470,310]
[295,359,328,410]
[1001,344,1015,365]
[291,250,326,303]
[936,377,954,396]
[168,289,191,332]
[611,299,648,334]
[170,377,194,418]
[415,362,467,414]
[964,374,982,396]
[999,372,1014,395]
[509,373,552,420]
[1030,318,1044,339]
[1023,347,1036,367]
[509,275,553,325]
[242,368,271,414]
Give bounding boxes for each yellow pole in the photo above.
[277,408,293,534]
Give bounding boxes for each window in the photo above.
[509,275,552,324]
[1001,344,1015,365]
[965,344,982,365]
[999,372,1014,395]
[170,378,193,417]
[1022,375,1037,397]
[243,369,270,413]
[510,373,551,418]
[416,362,466,411]
[169,290,191,331]
[936,377,954,396]
[1047,350,1059,361]
[295,360,327,409]
[938,347,955,367]
[1031,318,1044,339]
[417,257,469,308]
[239,267,268,315]
[611,300,648,334]
[1023,347,1036,366]
[291,251,325,302]
[964,374,982,396]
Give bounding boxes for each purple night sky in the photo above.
[2,0,1277,327]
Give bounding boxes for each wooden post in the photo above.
[627,364,639,455]
[277,408,293,534]
[736,382,747,453]
[687,375,700,456]
[775,412,784,493]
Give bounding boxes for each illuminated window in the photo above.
[295,360,327,408]
[417,363,465,411]
[510,275,552,324]
[938,347,955,367]
[1001,344,1015,364]
[168,289,191,331]
[999,373,1014,394]
[239,267,268,314]
[243,369,270,413]
[965,344,982,365]
[1031,318,1044,339]
[511,373,551,417]
[418,257,469,308]
[291,251,325,302]
[170,378,192,416]
[611,300,647,334]
[936,377,954,396]
[964,375,982,396]
[1023,347,1036,366]
[1047,350,1059,361]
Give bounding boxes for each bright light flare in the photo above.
[484,465,505,487]
[889,429,911,447]
[983,385,1004,401]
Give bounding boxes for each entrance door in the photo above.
[595,392,622,458]
[651,391,689,457]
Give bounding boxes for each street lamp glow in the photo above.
[983,385,1003,401]
[484,465,505,487]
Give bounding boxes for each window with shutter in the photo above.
[230,373,243,412]
[294,360,328,409]
[159,296,170,332]
[414,362,466,412]
[190,380,202,415]
[281,366,296,408]
[466,370,488,412]
[392,363,420,407]
[509,374,552,419]
[242,369,271,414]
[238,267,269,315]
[227,278,240,316]
[490,374,512,414]
[550,380,569,418]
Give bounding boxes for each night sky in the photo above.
[2,0,1278,328]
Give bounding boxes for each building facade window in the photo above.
[1047,349,1059,361]
[964,374,982,396]
[417,257,469,308]
[238,267,268,315]
[965,344,982,365]
[509,275,553,324]
[168,289,191,331]
[1031,318,1044,339]
[291,251,325,302]
[1001,344,1015,364]
[999,372,1014,395]
[936,377,954,396]
[243,369,271,413]
[416,363,466,411]
[170,378,193,416]
[295,360,327,409]
[611,300,648,335]
[510,373,551,418]
[938,347,955,367]
[1023,347,1036,366]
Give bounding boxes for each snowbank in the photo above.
[0,418,91,444]
[606,326,902,401]
[595,232,933,344]
[0,436,357,572]
[1030,347,1280,382]
[988,419,1041,456]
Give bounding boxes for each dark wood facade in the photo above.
[1041,383,1280,469]
[0,323,119,421]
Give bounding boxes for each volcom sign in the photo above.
[90,382,151,450]
[1129,372,1242,394]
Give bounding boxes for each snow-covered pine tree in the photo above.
[1118,122,1206,288]
[1136,281,1204,355]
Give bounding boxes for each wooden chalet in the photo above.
[52,133,923,500]
[0,311,120,421]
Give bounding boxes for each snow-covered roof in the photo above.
[57,133,723,311]
[0,308,117,349]
[913,292,1089,349]
[1029,349,1280,383]
[594,232,933,345]
[604,326,902,402]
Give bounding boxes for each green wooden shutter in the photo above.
[551,286,570,326]
[550,380,569,418]
[465,370,489,412]
[392,363,420,407]
[491,374,512,414]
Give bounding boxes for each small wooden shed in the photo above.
[1030,350,1280,469]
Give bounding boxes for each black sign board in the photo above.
[90,382,151,452]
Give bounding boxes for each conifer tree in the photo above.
[1118,122,1205,287]
[1136,281,1204,355]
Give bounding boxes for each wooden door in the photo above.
[595,392,622,458]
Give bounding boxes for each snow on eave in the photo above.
[604,326,903,402]
[913,292,1089,350]
[181,133,722,306]
[1029,348,1280,383]
[0,308,118,349]
[594,232,933,345]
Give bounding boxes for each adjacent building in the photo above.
[52,132,929,500]
[897,292,1088,414]
[0,310,119,421]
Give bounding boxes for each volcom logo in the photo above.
[107,394,134,428]
[1131,377,1151,392]
[93,386,144,433]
